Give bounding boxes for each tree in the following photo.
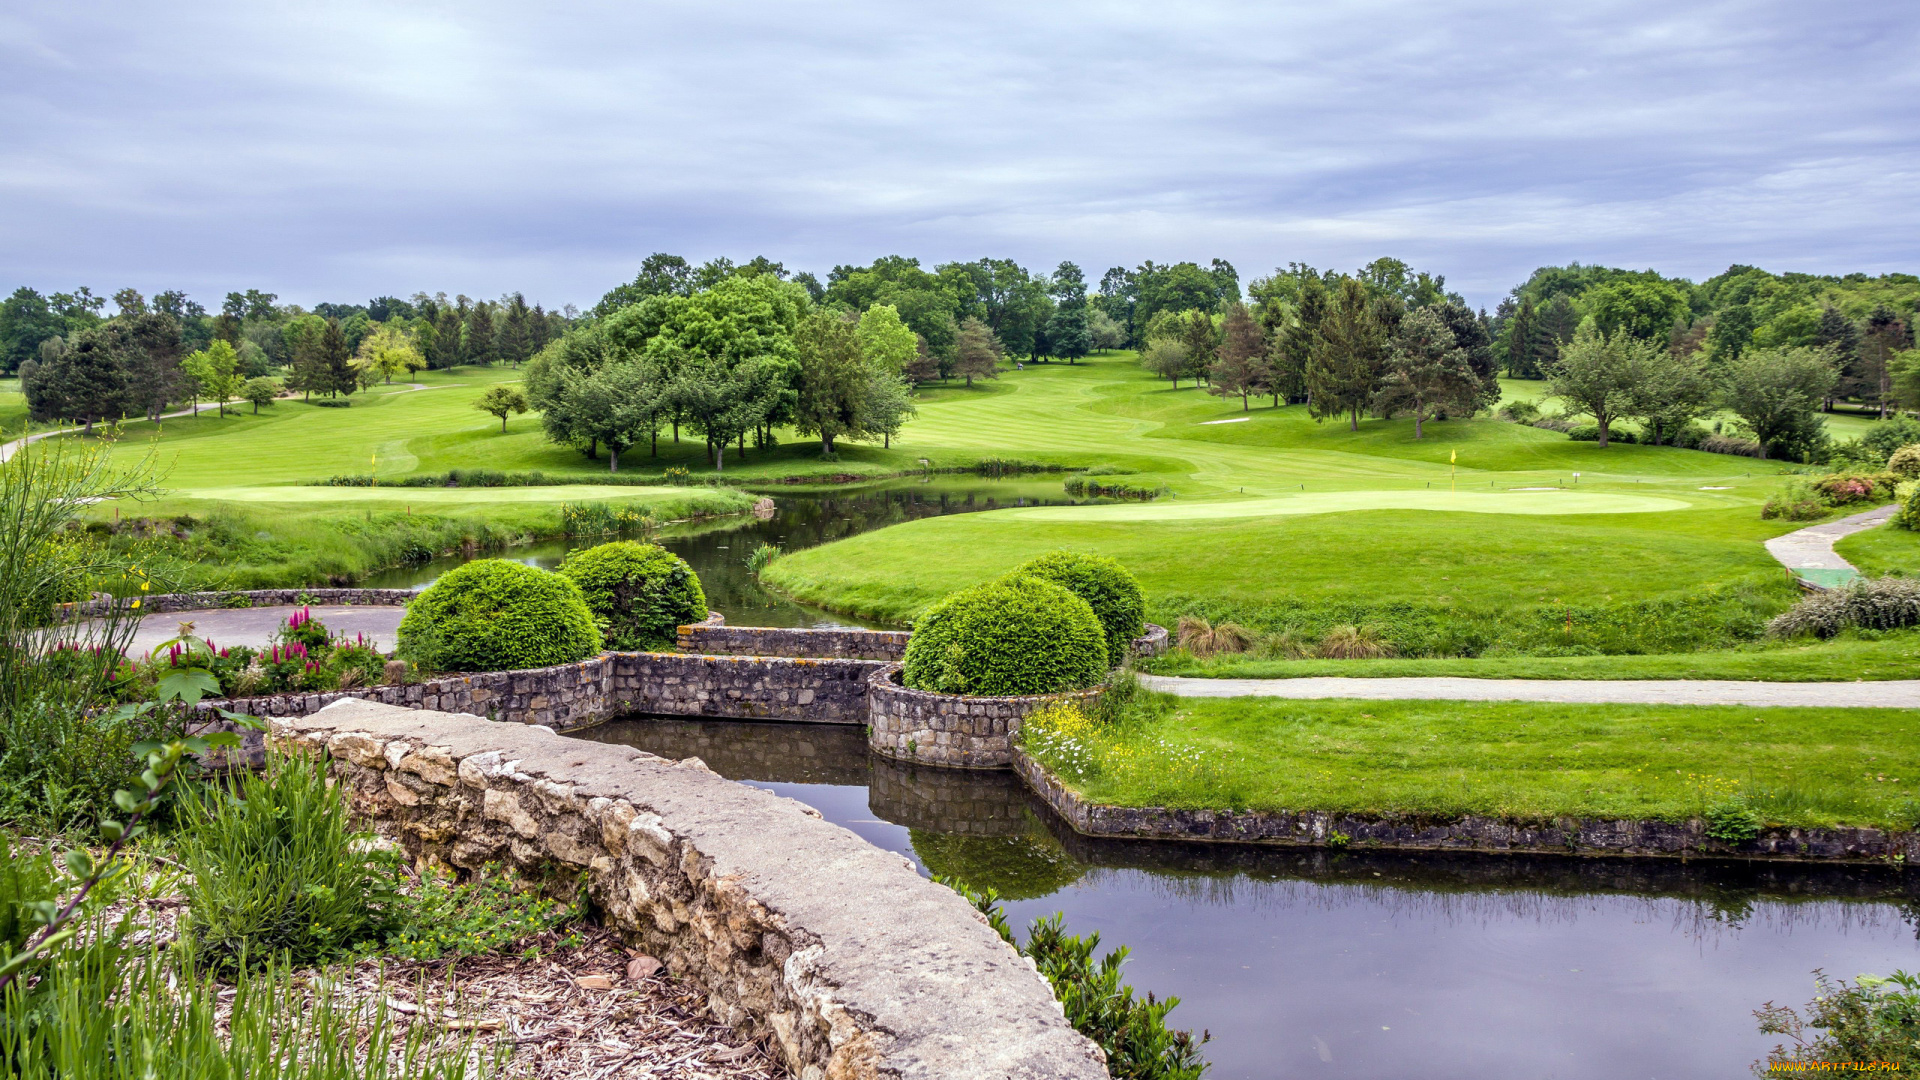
[1584,279,1691,342]
[354,323,425,385]
[1208,304,1268,410]
[905,335,940,383]
[1545,322,1644,448]
[114,312,186,422]
[181,340,242,417]
[1272,275,1326,405]
[1046,306,1091,363]
[319,319,355,398]
[1307,278,1389,430]
[566,360,662,472]
[1859,306,1910,418]
[857,361,916,449]
[473,384,530,433]
[283,315,328,399]
[240,376,282,414]
[792,311,868,454]
[1086,309,1126,351]
[429,302,463,369]
[952,317,1002,387]
[1374,307,1479,438]
[1432,301,1500,411]
[594,253,696,316]
[1140,339,1188,387]
[855,304,919,378]
[498,293,534,366]
[466,302,497,366]
[1625,345,1714,445]
[1720,346,1839,461]
[20,329,129,434]
[1502,295,1544,377]
[0,288,61,375]
[1180,310,1216,386]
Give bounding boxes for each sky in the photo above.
[2,0,1916,311]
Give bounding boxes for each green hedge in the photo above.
[902,576,1106,696]
[397,559,600,672]
[1007,550,1145,666]
[556,541,707,651]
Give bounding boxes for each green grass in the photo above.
[1025,696,1920,830]
[1142,630,1920,681]
[1837,522,1920,578]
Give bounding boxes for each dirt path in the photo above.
[1140,673,1920,708]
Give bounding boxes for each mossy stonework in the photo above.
[275,699,1106,1080]
[867,665,1106,769]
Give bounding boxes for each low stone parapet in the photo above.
[866,665,1105,769]
[61,587,418,619]
[278,699,1106,1080]
[678,623,911,661]
[613,653,886,725]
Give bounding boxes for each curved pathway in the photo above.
[1140,673,1920,708]
[1764,504,1897,586]
[123,605,407,658]
[0,401,222,463]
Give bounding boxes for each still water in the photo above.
[363,476,1078,628]
[574,717,1920,1080]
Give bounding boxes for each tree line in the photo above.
[1,286,573,431]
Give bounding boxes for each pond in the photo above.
[574,716,1920,1080]
[362,476,1080,628]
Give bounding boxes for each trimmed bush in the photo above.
[1767,576,1920,639]
[902,576,1106,696]
[1896,481,1920,531]
[1888,444,1920,480]
[557,541,707,651]
[1008,550,1145,665]
[397,559,600,672]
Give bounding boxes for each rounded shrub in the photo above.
[397,559,600,672]
[1887,444,1920,480]
[1007,550,1146,666]
[901,576,1106,697]
[556,541,707,651]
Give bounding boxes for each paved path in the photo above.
[0,402,223,463]
[1141,673,1920,708]
[1764,504,1897,583]
[126,605,406,658]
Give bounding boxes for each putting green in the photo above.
[171,485,688,505]
[1000,489,1693,522]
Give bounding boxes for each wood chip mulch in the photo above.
[333,926,791,1080]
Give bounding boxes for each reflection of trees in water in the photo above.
[910,821,1088,901]
[1064,865,1918,944]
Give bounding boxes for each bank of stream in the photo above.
[575,716,1920,1080]
[363,476,1080,627]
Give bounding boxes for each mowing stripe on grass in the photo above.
[1000,489,1693,522]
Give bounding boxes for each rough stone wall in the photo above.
[278,699,1106,1080]
[61,587,417,619]
[866,665,1105,769]
[1013,748,1920,863]
[679,624,912,662]
[614,654,886,725]
[1129,623,1169,658]
[214,657,617,731]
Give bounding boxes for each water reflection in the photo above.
[574,717,1920,1079]
[363,476,1081,628]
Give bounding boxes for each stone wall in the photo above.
[613,653,886,725]
[279,699,1106,1080]
[1013,747,1920,863]
[679,624,911,661]
[213,656,617,731]
[62,587,418,619]
[1129,622,1169,657]
[866,665,1105,769]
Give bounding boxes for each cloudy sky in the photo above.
[2,1,1915,310]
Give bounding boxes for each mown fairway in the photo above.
[765,354,1815,622]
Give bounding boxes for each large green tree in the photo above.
[1377,306,1477,438]
[1545,322,1647,448]
[0,288,61,376]
[1307,278,1389,430]
[1208,304,1268,410]
[1720,346,1839,461]
[20,330,129,433]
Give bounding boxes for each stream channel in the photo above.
[376,477,1920,1076]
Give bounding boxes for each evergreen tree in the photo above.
[1504,295,1541,378]
[116,312,185,421]
[320,319,355,397]
[1208,303,1268,411]
[952,317,1003,387]
[1272,275,1325,405]
[1307,278,1389,430]
[1818,305,1865,405]
[1376,307,1477,438]
[1180,310,1216,386]
[431,303,463,369]
[498,293,532,365]
[1432,300,1501,411]
[466,301,497,366]
[21,329,130,433]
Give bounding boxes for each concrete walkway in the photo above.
[1764,503,1897,584]
[1140,673,1920,708]
[125,605,406,658]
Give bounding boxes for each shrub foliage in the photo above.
[557,541,707,651]
[1767,576,1920,639]
[1008,550,1146,666]
[397,559,600,672]
[902,577,1106,696]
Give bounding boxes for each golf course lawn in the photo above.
[1142,630,1920,682]
[1836,521,1920,578]
[1022,696,1920,830]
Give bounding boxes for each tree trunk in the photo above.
[651,430,657,457]
[672,420,679,443]
[1414,409,1424,439]
[1241,391,1248,411]
[1348,408,1359,432]
[500,414,508,433]
[610,446,619,472]
[715,443,724,473]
